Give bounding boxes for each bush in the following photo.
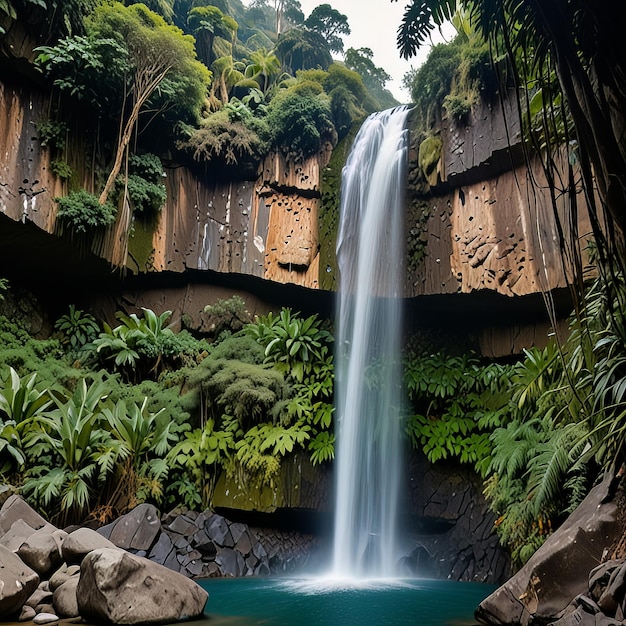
[55,190,116,233]
[115,153,166,214]
[265,85,337,159]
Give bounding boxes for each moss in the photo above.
[127,213,158,273]
[418,135,443,187]
[318,121,362,291]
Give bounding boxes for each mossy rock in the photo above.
[318,121,362,291]
[418,135,443,187]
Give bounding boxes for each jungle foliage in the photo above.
[6,0,397,235]
[0,285,335,520]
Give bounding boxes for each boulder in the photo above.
[52,576,79,617]
[0,519,37,552]
[99,504,161,552]
[25,587,53,609]
[61,528,118,564]
[476,472,621,625]
[0,544,39,618]
[18,604,36,621]
[0,496,49,535]
[17,528,66,575]
[77,548,208,624]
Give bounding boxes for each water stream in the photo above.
[332,106,410,578]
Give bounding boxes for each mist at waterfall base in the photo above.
[196,108,496,623]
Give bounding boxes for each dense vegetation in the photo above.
[0,0,398,240]
[0,287,334,524]
[398,1,626,567]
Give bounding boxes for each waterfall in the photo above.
[332,106,410,579]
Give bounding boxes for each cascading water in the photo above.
[332,106,410,579]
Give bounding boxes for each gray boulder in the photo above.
[0,544,39,618]
[475,472,622,625]
[61,528,118,564]
[17,528,66,576]
[99,503,161,552]
[77,548,208,624]
[25,587,53,609]
[18,604,36,621]
[52,576,79,617]
[0,496,49,535]
[0,519,37,552]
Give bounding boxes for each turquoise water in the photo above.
[200,578,495,625]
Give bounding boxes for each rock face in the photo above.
[77,548,208,625]
[476,473,622,625]
[405,451,509,584]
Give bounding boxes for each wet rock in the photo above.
[0,544,39,618]
[0,519,37,552]
[192,529,217,557]
[147,532,175,567]
[77,548,208,624]
[18,605,36,621]
[234,530,252,556]
[589,561,622,602]
[48,565,69,592]
[598,561,626,615]
[551,606,597,626]
[25,587,53,609]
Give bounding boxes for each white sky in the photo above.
[296,0,456,102]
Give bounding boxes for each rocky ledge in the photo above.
[0,495,318,624]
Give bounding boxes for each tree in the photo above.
[344,47,397,108]
[187,5,237,67]
[85,2,210,205]
[304,3,350,54]
[0,0,97,39]
[395,0,626,271]
[274,27,332,74]
[244,48,282,94]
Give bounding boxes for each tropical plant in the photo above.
[0,365,53,477]
[180,109,268,166]
[114,153,167,215]
[101,397,178,510]
[187,4,237,67]
[265,82,336,158]
[22,378,118,522]
[167,417,234,508]
[201,295,252,340]
[54,305,100,352]
[405,351,513,475]
[92,307,207,382]
[243,48,282,94]
[273,27,332,74]
[246,308,333,382]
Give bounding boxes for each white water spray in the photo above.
[332,107,410,579]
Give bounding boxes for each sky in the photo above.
[295,0,456,102]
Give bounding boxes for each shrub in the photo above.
[55,189,116,234]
